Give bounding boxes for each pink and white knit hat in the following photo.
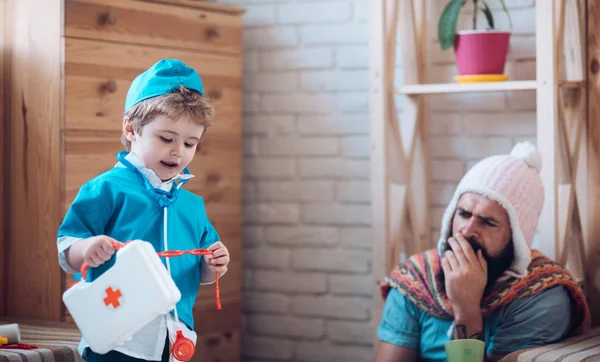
[436,141,545,278]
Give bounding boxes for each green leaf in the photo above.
[438,0,464,50]
[481,1,494,29]
[498,0,513,28]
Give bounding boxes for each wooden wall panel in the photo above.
[586,0,600,327]
[4,0,64,320]
[0,0,7,318]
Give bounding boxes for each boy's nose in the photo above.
[171,145,183,157]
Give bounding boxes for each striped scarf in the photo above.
[379,249,591,336]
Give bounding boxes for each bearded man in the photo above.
[374,142,590,362]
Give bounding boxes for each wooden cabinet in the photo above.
[2,0,244,360]
[65,0,242,55]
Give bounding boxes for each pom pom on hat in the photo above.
[510,141,542,174]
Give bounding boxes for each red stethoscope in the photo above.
[79,240,221,361]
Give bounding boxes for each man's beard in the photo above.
[440,237,515,294]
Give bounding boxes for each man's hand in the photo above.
[442,234,488,340]
[441,234,487,317]
[204,241,230,273]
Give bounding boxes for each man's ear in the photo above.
[123,118,136,142]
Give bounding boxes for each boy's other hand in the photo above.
[82,235,119,267]
[204,241,229,273]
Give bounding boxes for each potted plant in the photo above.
[438,0,512,81]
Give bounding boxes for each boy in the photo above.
[56,59,230,362]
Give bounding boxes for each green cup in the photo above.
[444,339,485,362]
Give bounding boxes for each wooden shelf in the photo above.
[396,80,538,95]
[396,80,585,95]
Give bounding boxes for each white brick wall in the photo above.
[216,0,537,360]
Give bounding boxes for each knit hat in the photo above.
[436,141,545,278]
[124,59,204,112]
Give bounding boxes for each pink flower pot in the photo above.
[454,30,511,75]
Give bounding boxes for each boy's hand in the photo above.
[204,242,229,273]
[82,235,119,268]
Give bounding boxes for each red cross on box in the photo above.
[104,287,122,309]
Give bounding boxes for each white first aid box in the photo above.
[63,240,181,354]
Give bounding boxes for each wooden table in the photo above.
[0,319,82,362]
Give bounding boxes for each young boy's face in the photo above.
[125,114,205,181]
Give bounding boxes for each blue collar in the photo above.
[116,150,191,207]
